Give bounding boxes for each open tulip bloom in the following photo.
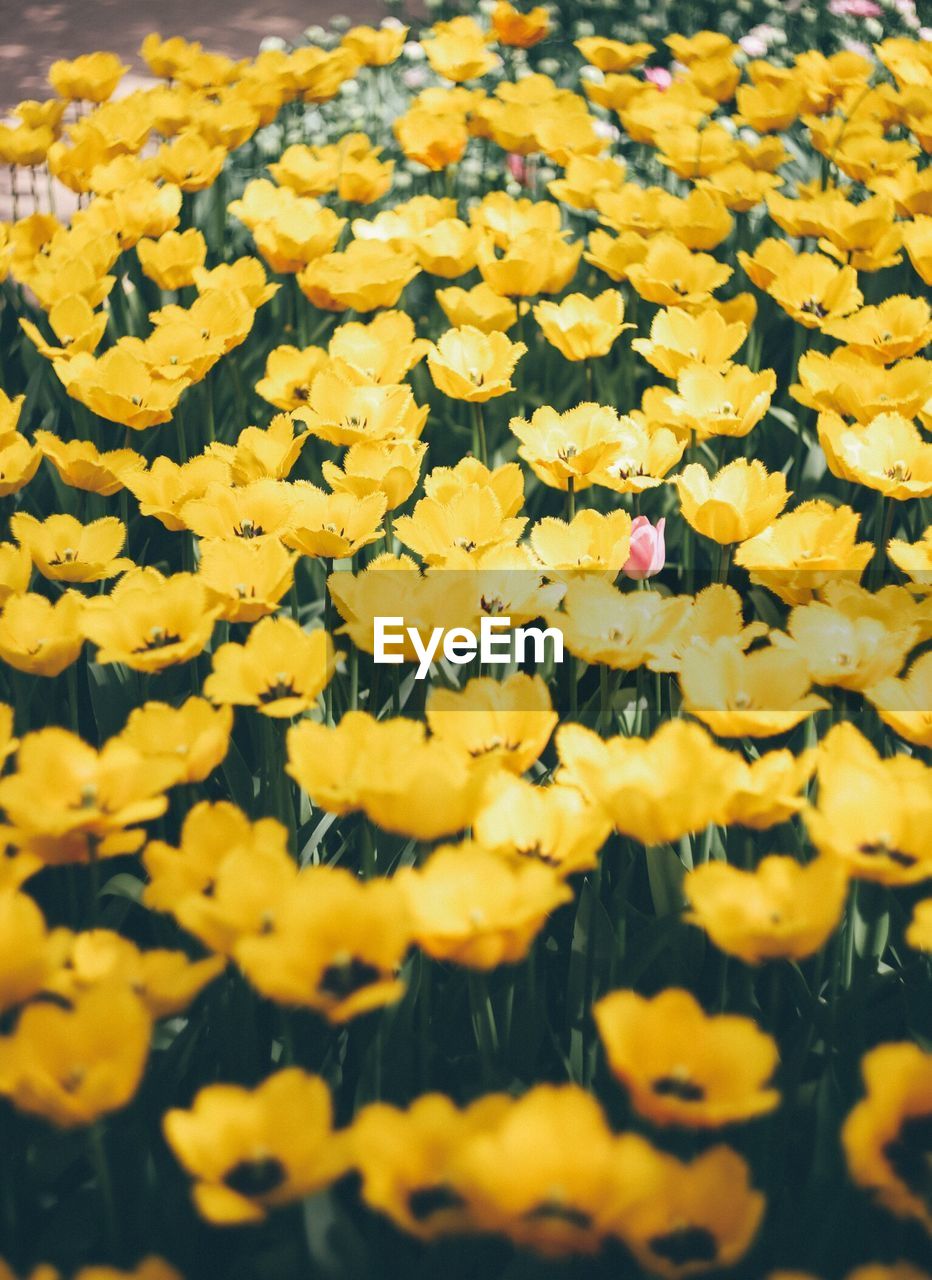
[0,8,930,1280]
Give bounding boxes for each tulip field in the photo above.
[0,5,930,1279]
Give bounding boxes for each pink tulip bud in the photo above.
[644,67,673,91]
[623,516,666,580]
[507,153,529,185]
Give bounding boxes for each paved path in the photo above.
[0,0,384,108]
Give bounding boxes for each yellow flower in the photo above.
[205,617,334,718]
[0,389,26,436]
[0,888,58,1015]
[804,723,932,886]
[254,343,329,411]
[767,252,863,328]
[230,182,346,275]
[734,500,873,605]
[119,697,233,786]
[436,282,518,334]
[594,988,780,1128]
[645,584,768,674]
[548,155,627,212]
[48,52,128,102]
[675,459,788,544]
[685,855,848,963]
[422,17,500,82]
[491,1,550,47]
[551,577,685,669]
[575,37,654,72]
[156,130,226,192]
[558,719,743,845]
[350,1093,511,1241]
[902,214,932,286]
[287,712,488,841]
[82,569,220,673]
[775,582,921,693]
[164,1069,347,1224]
[0,985,149,1128]
[0,726,172,865]
[591,418,687,495]
[473,773,610,876]
[123,455,231,532]
[823,296,932,364]
[11,513,132,584]
[735,80,805,132]
[413,218,480,279]
[20,293,108,359]
[197,537,296,624]
[510,403,628,493]
[533,290,632,362]
[842,1042,932,1234]
[656,122,741,179]
[632,306,747,378]
[235,865,412,1021]
[47,930,225,1021]
[531,509,633,577]
[425,455,525,515]
[295,370,425,446]
[393,484,525,566]
[888,528,932,582]
[724,748,817,831]
[342,24,408,66]
[819,411,932,501]
[399,843,571,970]
[137,228,207,290]
[192,255,279,308]
[680,638,828,738]
[33,432,142,496]
[55,347,189,430]
[394,108,469,172]
[329,309,431,385]
[427,326,526,403]
[283,485,387,559]
[144,802,296,955]
[667,365,775,441]
[105,180,184,251]
[298,240,419,312]
[426,674,557,774]
[610,1139,765,1280]
[867,652,932,748]
[476,230,581,298]
[626,236,732,307]
[449,1085,621,1256]
[323,440,426,511]
[0,591,84,677]
[0,436,41,497]
[180,478,296,542]
[906,899,932,954]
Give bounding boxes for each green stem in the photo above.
[468,973,499,1086]
[89,1121,119,1257]
[472,400,488,467]
[716,541,732,585]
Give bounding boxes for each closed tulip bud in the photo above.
[623,515,666,579]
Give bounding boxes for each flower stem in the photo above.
[89,1121,119,1258]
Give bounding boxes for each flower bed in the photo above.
[0,8,930,1280]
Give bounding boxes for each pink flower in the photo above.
[739,34,769,56]
[507,153,529,185]
[623,516,666,580]
[829,0,881,15]
[643,67,673,91]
